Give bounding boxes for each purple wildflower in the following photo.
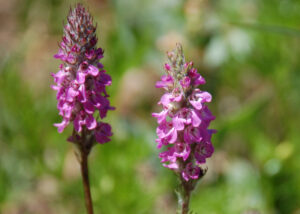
[52,4,114,145]
[152,44,216,182]
[52,4,114,213]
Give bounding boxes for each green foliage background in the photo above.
[0,0,300,213]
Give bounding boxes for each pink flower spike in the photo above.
[152,43,215,184]
[52,3,114,146]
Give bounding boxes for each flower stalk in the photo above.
[80,143,93,214]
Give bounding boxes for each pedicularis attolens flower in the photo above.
[152,44,216,182]
[52,4,114,144]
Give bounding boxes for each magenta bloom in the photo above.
[52,4,113,144]
[152,44,216,182]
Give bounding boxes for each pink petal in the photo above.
[163,162,178,169]
[152,109,168,124]
[172,116,185,131]
[191,110,201,127]
[76,72,86,84]
[159,93,172,106]
[87,65,99,76]
[54,120,68,133]
[200,92,212,103]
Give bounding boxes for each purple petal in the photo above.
[164,63,171,71]
[195,75,206,85]
[99,73,112,86]
[95,122,112,144]
[74,116,83,132]
[95,132,110,144]
[155,75,173,89]
[86,115,97,130]
[66,87,78,102]
[83,101,94,114]
[182,171,189,181]
[54,49,66,60]
[180,76,191,89]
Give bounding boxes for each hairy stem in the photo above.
[180,183,191,214]
[80,149,94,214]
[181,195,190,214]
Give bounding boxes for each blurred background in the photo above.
[1,0,300,213]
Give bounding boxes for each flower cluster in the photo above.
[52,4,113,144]
[152,44,216,181]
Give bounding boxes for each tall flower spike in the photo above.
[52,4,114,214]
[152,44,216,214]
[52,3,114,144]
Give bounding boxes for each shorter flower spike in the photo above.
[153,43,216,214]
[152,43,216,181]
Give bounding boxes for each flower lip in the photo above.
[189,89,212,110]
